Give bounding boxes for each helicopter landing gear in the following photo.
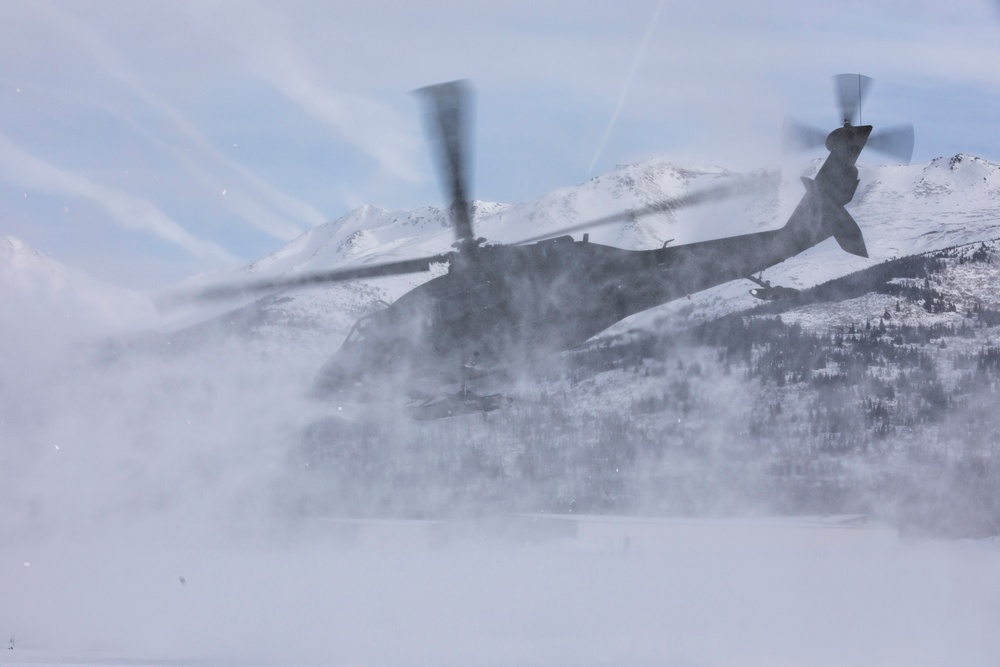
[407,384,510,420]
[747,273,800,301]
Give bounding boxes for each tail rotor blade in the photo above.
[867,123,914,164]
[414,80,475,245]
[781,117,828,153]
[834,73,873,125]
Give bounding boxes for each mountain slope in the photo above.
[0,235,156,339]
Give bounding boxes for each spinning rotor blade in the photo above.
[512,173,774,246]
[160,252,453,306]
[785,75,913,164]
[415,80,475,245]
[781,117,828,153]
[834,73,873,125]
[867,123,914,164]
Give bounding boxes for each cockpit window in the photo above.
[344,320,366,344]
[343,305,390,345]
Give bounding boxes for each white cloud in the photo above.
[27,0,327,238]
[177,1,424,187]
[272,66,424,185]
[0,131,237,264]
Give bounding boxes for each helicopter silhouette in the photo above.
[195,76,912,418]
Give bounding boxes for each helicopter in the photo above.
[193,75,912,418]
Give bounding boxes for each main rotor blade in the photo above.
[512,173,774,246]
[834,73,873,125]
[781,117,828,153]
[160,252,453,306]
[415,80,475,245]
[867,123,914,164]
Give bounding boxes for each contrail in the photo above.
[0,130,238,264]
[587,0,667,174]
[28,1,327,239]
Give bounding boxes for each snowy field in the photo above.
[3,516,999,667]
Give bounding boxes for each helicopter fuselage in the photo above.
[314,124,873,397]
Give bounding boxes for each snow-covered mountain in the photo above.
[0,235,156,341]
[177,154,1000,347]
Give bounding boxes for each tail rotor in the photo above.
[781,74,914,164]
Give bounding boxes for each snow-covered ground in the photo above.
[3,517,999,667]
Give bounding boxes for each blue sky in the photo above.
[2,0,1000,289]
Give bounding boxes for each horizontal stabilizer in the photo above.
[798,176,867,257]
[828,206,868,258]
